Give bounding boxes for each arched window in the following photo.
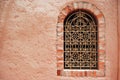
[64,9,98,69]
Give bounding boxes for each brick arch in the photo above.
[56,1,105,77]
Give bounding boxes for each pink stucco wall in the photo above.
[0,0,119,80]
[118,0,120,80]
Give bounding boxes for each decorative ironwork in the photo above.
[64,10,98,69]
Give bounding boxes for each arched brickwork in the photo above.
[56,1,105,77]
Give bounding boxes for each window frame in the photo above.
[56,1,105,77]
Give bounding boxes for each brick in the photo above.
[57,50,64,53]
[99,54,105,61]
[57,27,63,33]
[93,71,97,77]
[57,70,61,76]
[57,61,64,70]
[96,70,105,77]
[78,2,83,9]
[57,35,63,41]
[83,2,88,9]
[56,53,63,61]
[87,4,96,12]
[97,13,103,19]
[86,3,92,10]
[99,45,105,50]
[79,72,84,77]
[84,71,87,77]
[99,27,105,32]
[99,34,105,42]
[71,71,81,77]
[99,61,105,70]
[98,49,105,54]
[94,9,101,15]
[73,2,78,9]
[62,6,72,15]
[68,3,74,11]
[98,40,105,45]
[87,71,91,76]
[57,56,63,61]
[64,71,71,76]
[57,31,63,36]
[99,23,105,27]
[98,18,105,24]
[57,23,63,27]
[87,71,96,77]
[58,12,66,23]
[56,44,63,50]
[56,39,63,45]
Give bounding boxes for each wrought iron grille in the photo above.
[64,10,98,69]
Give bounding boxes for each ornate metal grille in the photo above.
[64,10,98,69]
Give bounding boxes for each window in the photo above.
[64,9,98,69]
[57,1,105,76]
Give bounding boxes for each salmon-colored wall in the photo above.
[0,0,118,80]
[118,0,120,80]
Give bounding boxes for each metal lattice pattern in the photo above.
[64,10,98,69]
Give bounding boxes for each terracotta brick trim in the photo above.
[56,1,105,77]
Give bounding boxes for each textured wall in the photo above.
[0,0,118,80]
[118,0,120,79]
